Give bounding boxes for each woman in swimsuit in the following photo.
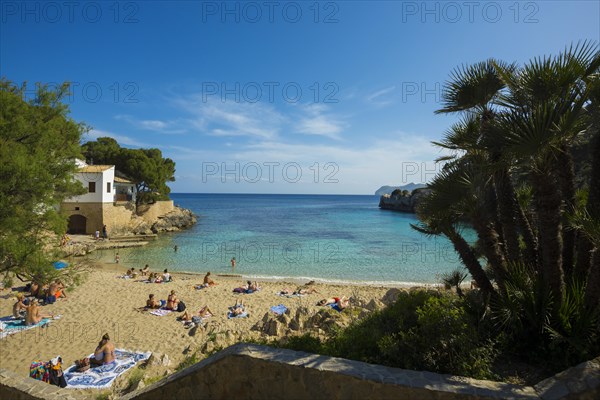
[166,290,179,310]
[91,333,116,365]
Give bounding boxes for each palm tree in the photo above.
[494,41,600,305]
[411,161,497,297]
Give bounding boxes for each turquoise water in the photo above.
[95,193,475,285]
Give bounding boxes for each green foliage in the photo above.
[82,137,176,206]
[176,352,200,371]
[279,290,497,380]
[391,188,402,197]
[440,268,468,297]
[0,79,86,278]
[127,367,145,389]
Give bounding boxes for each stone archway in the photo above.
[67,214,87,234]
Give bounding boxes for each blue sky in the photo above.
[2,1,599,194]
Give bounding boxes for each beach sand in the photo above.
[0,262,398,385]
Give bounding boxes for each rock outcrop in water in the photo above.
[132,206,197,235]
[379,187,431,213]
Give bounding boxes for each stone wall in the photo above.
[125,344,540,400]
[103,202,136,235]
[61,202,104,235]
[1,345,599,399]
[0,368,83,400]
[137,201,175,222]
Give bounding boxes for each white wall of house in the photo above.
[65,165,116,203]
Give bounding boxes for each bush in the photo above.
[277,290,497,380]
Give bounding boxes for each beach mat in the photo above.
[270,304,287,315]
[64,349,151,389]
[227,311,248,319]
[0,315,59,340]
[149,309,172,317]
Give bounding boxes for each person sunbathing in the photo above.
[162,269,171,282]
[203,272,217,287]
[25,301,53,326]
[140,265,150,276]
[230,299,246,316]
[180,306,213,322]
[29,281,40,297]
[55,280,67,299]
[247,281,260,293]
[91,333,115,365]
[317,296,350,310]
[294,287,319,295]
[146,294,161,309]
[13,293,27,318]
[166,290,180,310]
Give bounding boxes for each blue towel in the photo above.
[227,311,248,319]
[270,304,287,315]
[329,304,342,312]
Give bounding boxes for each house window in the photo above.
[107,182,111,193]
[89,182,96,193]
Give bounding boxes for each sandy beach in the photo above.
[0,262,399,389]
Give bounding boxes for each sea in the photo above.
[93,193,476,285]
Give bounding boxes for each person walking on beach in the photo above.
[102,225,108,240]
[231,257,236,270]
[115,252,120,264]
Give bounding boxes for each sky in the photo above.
[2,1,599,194]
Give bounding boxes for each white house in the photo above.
[62,160,136,235]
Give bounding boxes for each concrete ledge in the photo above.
[2,345,598,400]
[123,343,539,400]
[0,368,84,400]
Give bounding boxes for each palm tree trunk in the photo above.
[495,169,522,262]
[583,127,600,309]
[584,248,600,310]
[556,147,576,279]
[517,203,539,266]
[447,227,496,298]
[531,170,565,305]
[471,212,507,291]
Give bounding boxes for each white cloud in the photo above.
[366,86,396,106]
[295,104,346,140]
[115,115,186,134]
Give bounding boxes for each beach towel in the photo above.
[227,311,248,319]
[64,349,151,389]
[0,315,60,340]
[329,304,343,312]
[149,309,172,317]
[270,304,288,315]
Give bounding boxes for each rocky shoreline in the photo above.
[378,188,431,213]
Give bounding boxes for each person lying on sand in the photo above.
[317,296,350,310]
[203,272,217,287]
[229,299,246,316]
[126,269,138,279]
[146,294,161,309]
[166,290,180,310]
[25,301,53,326]
[179,305,213,322]
[279,286,319,296]
[13,293,27,318]
[90,333,115,366]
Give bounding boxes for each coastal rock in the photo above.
[381,288,403,305]
[151,207,197,234]
[365,298,385,311]
[378,188,432,213]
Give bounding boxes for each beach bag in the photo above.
[29,360,49,382]
[48,357,67,388]
[75,357,90,372]
[177,300,186,312]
